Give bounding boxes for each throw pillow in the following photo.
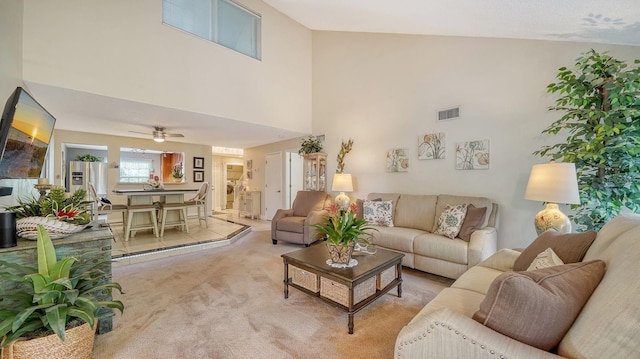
[513,230,597,271]
[356,198,381,221]
[472,260,606,351]
[527,248,564,271]
[363,200,394,227]
[457,204,487,242]
[433,203,468,239]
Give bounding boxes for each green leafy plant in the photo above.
[298,135,323,156]
[5,187,91,225]
[534,49,640,231]
[74,154,102,162]
[311,203,377,245]
[0,225,124,346]
[171,163,184,178]
[336,138,353,173]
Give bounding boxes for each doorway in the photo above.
[265,152,282,219]
[285,151,304,208]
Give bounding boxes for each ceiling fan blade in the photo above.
[128,130,152,135]
[164,133,184,137]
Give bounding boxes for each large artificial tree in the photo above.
[535,49,640,231]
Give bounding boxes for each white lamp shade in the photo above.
[524,162,580,204]
[332,173,354,192]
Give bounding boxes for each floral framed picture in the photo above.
[193,157,204,169]
[386,148,409,172]
[193,170,204,182]
[455,140,490,170]
[418,132,445,160]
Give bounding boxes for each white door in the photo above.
[265,152,283,220]
[286,151,304,208]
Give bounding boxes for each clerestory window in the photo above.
[162,0,261,60]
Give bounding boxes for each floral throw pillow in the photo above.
[363,200,394,227]
[434,203,468,239]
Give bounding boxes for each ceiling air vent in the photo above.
[438,107,461,121]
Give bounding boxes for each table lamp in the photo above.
[332,173,353,210]
[524,161,580,234]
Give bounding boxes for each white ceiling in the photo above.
[28,1,640,150]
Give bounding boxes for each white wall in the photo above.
[310,31,640,249]
[21,0,312,133]
[0,0,27,208]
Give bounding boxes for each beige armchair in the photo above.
[271,190,333,246]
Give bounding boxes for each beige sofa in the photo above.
[395,213,640,358]
[362,193,498,280]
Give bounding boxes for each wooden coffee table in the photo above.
[281,244,404,334]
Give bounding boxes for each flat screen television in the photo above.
[0,87,56,195]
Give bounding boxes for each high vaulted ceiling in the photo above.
[30,1,640,150]
[263,0,640,46]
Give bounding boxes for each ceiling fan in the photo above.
[129,126,184,143]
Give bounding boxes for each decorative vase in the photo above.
[1,321,96,359]
[327,241,355,265]
[172,176,183,183]
[15,217,87,240]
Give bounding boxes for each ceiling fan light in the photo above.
[153,136,165,143]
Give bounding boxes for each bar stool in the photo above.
[159,203,189,237]
[184,182,208,227]
[124,205,159,241]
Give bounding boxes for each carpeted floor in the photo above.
[93,230,453,359]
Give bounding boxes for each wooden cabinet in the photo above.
[303,152,327,191]
[0,225,115,334]
[239,191,261,219]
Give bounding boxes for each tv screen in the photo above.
[0,87,56,179]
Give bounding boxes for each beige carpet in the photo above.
[93,231,452,359]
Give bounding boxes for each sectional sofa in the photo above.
[360,193,498,280]
[394,213,640,358]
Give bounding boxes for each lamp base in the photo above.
[335,192,350,210]
[534,203,571,235]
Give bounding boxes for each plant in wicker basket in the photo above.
[310,203,377,264]
[0,225,124,357]
[4,187,92,239]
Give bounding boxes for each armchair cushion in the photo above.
[276,217,305,233]
[472,260,606,351]
[292,191,330,217]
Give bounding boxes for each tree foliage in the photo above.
[534,49,640,231]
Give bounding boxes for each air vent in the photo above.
[438,107,461,121]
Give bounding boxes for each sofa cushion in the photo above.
[414,233,468,264]
[451,265,504,296]
[458,204,487,242]
[364,200,394,227]
[473,260,606,351]
[513,230,597,271]
[410,287,487,325]
[527,248,564,271]
[276,216,306,233]
[369,226,425,253]
[394,194,438,232]
[433,194,494,231]
[434,203,468,239]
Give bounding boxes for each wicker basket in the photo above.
[320,276,376,307]
[1,321,96,359]
[377,266,396,290]
[291,266,319,293]
[16,217,87,240]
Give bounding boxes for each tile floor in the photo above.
[110,209,271,266]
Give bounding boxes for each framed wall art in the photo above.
[418,132,445,160]
[193,170,204,182]
[386,148,409,172]
[193,157,204,169]
[455,140,490,170]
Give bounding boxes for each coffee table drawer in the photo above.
[320,276,376,306]
[377,266,396,290]
[291,265,319,293]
